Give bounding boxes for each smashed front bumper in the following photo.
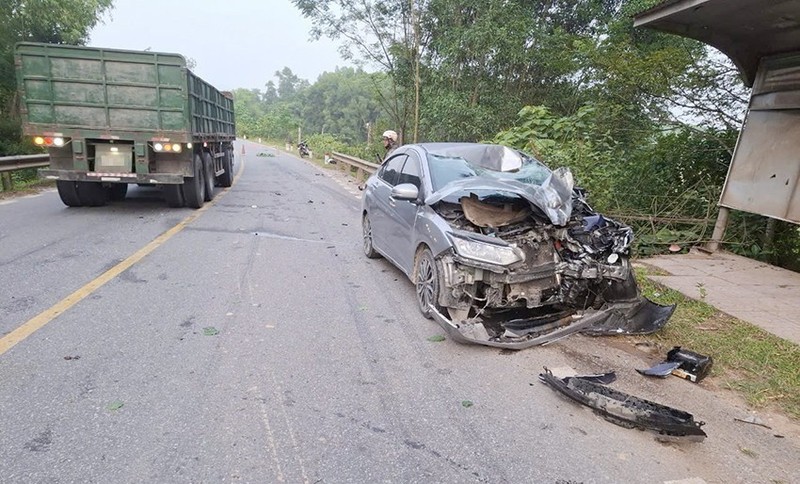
[428,297,675,350]
[539,369,707,441]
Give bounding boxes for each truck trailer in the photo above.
[15,42,235,208]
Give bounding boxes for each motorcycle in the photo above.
[298,141,310,158]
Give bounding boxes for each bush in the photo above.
[0,116,39,156]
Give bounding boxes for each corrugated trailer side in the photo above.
[16,42,191,140]
[15,42,235,209]
[188,72,235,141]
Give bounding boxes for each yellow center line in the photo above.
[0,156,246,356]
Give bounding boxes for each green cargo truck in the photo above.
[15,42,235,208]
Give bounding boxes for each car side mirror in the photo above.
[391,183,419,201]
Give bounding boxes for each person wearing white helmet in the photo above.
[381,130,399,158]
[359,129,400,191]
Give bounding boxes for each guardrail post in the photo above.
[357,167,365,181]
[1,172,12,191]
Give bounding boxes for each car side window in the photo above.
[378,154,407,187]
[398,154,422,190]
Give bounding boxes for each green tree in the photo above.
[232,88,268,138]
[416,0,626,141]
[274,67,309,99]
[299,67,388,143]
[0,0,114,155]
[292,0,427,142]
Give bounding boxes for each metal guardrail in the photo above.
[0,154,49,173]
[330,152,380,181]
[0,154,49,191]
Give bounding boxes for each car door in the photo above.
[384,152,424,274]
[368,153,407,253]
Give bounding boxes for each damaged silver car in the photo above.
[361,143,674,349]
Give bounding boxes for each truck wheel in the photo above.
[203,152,215,201]
[163,184,184,207]
[218,149,234,187]
[77,181,107,206]
[107,184,128,201]
[183,154,206,209]
[57,181,82,207]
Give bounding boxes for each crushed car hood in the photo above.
[425,167,575,226]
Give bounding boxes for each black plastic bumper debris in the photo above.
[539,368,707,442]
[637,361,682,378]
[667,346,713,382]
[638,347,713,382]
[574,371,617,385]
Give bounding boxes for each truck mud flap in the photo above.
[539,369,707,442]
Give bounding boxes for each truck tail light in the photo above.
[152,142,182,152]
[34,136,66,146]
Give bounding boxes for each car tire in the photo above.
[414,246,443,319]
[362,214,381,259]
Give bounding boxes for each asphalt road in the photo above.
[0,140,797,483]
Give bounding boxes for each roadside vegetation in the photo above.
[634,267,800,420]
[0,167,55,198]
[237,0,798,271]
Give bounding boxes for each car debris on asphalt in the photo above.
[733,416,772,430]
[638,346,713,383]
[539,367,707,442]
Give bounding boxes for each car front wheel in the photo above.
[414,247,442,319]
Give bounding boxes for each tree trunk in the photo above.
[412,1,421,143]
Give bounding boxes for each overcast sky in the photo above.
[89,0,350,91]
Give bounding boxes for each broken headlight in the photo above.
[449,233,523,266]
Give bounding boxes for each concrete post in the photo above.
[707,206,731,252]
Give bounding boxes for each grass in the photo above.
[632,266,800,420]
[0,177,54,198]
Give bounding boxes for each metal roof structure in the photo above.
[634,0,800,86]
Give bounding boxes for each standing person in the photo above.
[381,130,399,159]
[359,129,400,191]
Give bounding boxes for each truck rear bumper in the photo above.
[39,169,185,184]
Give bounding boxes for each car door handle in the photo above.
[388,198,397,207]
